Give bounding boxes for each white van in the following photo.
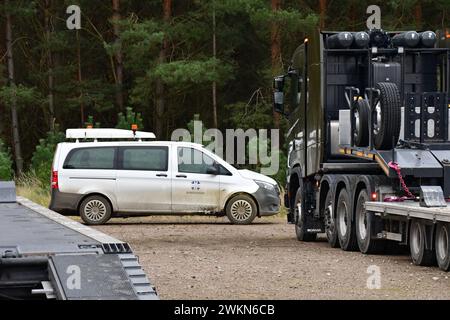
[49,129,280,225]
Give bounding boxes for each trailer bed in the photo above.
[365,201,450,223]
[0,185,158,300]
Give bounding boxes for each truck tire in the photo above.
[80,195,112,225]
[355,189,385,254]
[323,190,339,248]
[409,220,435,266]
[372,82,401,150]
[336,188,357,251]
[435,223,450,271]
[353,98,369,147]
[226,194,257,225]
[294,187,317,242]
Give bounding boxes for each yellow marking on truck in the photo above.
[375,155,390,176]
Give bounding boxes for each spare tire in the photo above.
[372,82,401,150]
[353,98,370,147]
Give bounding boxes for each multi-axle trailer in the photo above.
[0,182,158,300]
[274,28,450,270]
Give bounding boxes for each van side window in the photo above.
[178,147,214,174]
[121,147,168,171]
[63,147,116,170]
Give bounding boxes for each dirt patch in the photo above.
[93,215,450,300]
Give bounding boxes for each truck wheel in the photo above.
[336,188,357,251]
[294,187,317,242]
[226,194,257,225]
[435,223,450,271]
[409,220,435,266]
[80,195,112,225]
[355,189,385,254]
[372,82,401,150]
[353,98,369,147]
[323,191,339,248]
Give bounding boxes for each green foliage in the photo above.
[0,140,13,181]
[116,107,144,130]
[30,128,65,187]
[0,84,42,109]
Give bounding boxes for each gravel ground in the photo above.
[93,215,450,300]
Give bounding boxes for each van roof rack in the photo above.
[66,128,156,142]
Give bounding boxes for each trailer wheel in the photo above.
[372,82,401,150]
[355,189,385,254]
[323,190,339,248]
[294,187,317,242]
[336,188,357,251]
[409,220,435,266]
[435,223,450,271]
[80,195,112,225]
[353,98,370,147]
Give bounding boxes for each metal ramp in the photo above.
[0,182,158,300]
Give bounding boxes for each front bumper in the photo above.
[252,186,281,216]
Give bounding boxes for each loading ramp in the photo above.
[0,181,158,300]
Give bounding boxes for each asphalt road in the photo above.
[93,216,450,300]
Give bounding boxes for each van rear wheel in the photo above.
[80,195,112,225]
[226,194,257,225]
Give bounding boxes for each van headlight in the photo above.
[255,180,276,192]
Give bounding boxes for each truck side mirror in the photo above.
[273,75,285,114]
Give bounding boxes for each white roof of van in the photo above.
[66,128,156,140]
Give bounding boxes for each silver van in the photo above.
[49,129,280,225]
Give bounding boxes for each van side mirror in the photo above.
[273,75,285,114]
[206,164,219,175]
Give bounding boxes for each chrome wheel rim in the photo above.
[230,200,253,222]
[354,109,360,139]
[84,200,107,222]
[411,222,421,256]
[324,203,334,236]
[338,200,348,236]
[358,196,368,240]
[373,102,382,135]
[437,226,449,261]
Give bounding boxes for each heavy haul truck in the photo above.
[273,29,450,270]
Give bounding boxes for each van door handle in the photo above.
[176,174,187,178]
[156,173,168,177]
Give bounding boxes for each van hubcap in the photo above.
[230,200,252,221]
[84,200,107,222]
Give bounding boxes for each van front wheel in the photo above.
[226,194,257,225]
[80,195,112,225]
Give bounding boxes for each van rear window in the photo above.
[63,147,116,170]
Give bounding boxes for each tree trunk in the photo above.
[271,0,281,128]
[112,0,124,111]
[319,0,327,29]
[415,1,422,30]
[5,0,23,175]
[45,0,55,130]
[212,1,218,128]
[155,0,171,138]
[76,30,85,126]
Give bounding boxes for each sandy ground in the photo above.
[93,215,450,300]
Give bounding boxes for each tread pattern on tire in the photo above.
[373,82,401,150]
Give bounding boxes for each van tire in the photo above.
[372,82,401,150]
[80,195,112,225]
[226,194,257,225]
